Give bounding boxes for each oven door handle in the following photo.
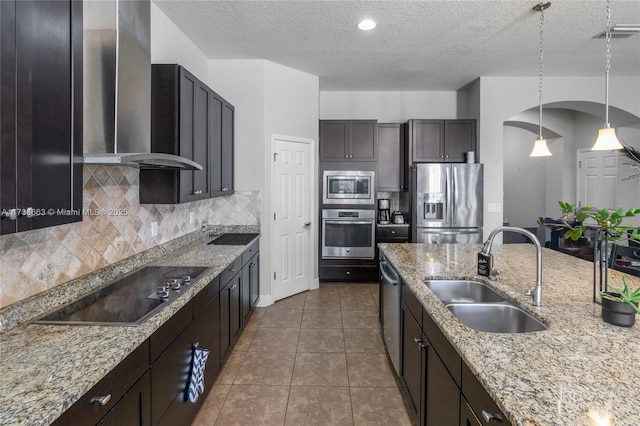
[325,220,374,225]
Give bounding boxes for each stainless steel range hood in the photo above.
[82,0,202,171]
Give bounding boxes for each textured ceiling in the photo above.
[154,0,640,91]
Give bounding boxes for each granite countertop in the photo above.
[0,232,259,426]
[379,243,640,426]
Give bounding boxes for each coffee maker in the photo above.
[378,199,391,224]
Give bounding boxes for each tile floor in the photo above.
[192,283,415,426]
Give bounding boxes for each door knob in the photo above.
[304,221,311,229]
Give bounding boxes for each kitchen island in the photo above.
[380,242,640,426]
[0,229,258,426]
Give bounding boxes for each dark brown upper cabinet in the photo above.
[377,123,407,191]
[405,119,476,163]
[320,120,378,162]
[0,0,83,235]
[210,95,234,197]
[140,65,212,204]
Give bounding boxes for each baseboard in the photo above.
[256,294,274,307]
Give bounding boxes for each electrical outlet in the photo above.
[488,203,501,213]
[151,221,158,237]
[189,211,195,224]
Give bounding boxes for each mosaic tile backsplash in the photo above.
[0,165,260,308]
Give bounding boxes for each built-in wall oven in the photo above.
[322,171,375,205]
[322,209,376,259]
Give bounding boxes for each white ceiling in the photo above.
[154,0,640,91]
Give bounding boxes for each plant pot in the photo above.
[601,293,637,327]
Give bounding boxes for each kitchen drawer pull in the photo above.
[230,284,237,290]
[481,410,503,423]
[230,268,237,272]
[90,394,111,406]
[413,337,428,349]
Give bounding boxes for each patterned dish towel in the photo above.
[186,343,210,403]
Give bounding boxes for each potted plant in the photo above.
[600,276,640,327]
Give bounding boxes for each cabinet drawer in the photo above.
[150,302,192,363]
[423,308,461,386]
[193,276,220,317]
[319,266,378,282]
[401,282,422,329]
[462,363,510,426]
[220,257,242,285]
[241,239,259,266]
[377,226,409,240]
[53,341,150,426]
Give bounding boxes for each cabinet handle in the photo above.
[413,337,428,350]
[194,190,203,195]
[391,230,396,234]
[230,268,237,273]
[230,284,237,290]
[0,209,17,220]
[481,411,503,423]
[90,394,112,406]
[222,187,229,191]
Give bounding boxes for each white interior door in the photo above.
[577,150,618,209]
[272,137,312,301]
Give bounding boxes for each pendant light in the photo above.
[591,0,624,151]
[530,2,552,157]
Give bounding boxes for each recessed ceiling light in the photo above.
[358,19,376,31]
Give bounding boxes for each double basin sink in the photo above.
[425,280,547,333]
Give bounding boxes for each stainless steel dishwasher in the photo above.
[380,253,401,375]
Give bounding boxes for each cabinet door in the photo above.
[444,120,476,163]
[460,398,482,426]
[99,371,151,426]
[1,0,82,235]
[411,120,444,163]
[349,120,378,161]
[221,101,234,195]
[377,123,405,191]
[401,301,425,422]
[241,261,252,327]
[210,94,223,195]
[220,274,241,363]
[425,345,460,426]
[178,69,211,202]
[319,120,348,161]
[250,252,260,308]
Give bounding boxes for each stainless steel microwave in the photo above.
[322,170,375,205]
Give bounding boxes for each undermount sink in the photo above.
[446,303,547,333]
[425,279,547,333]
[425,280,505,304]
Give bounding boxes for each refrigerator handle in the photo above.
[452,166,458,225]
[445,166,451,226]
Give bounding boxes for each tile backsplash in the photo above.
[0,165,260,308]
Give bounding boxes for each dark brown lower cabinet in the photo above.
[401,301,424,421]
[460,398,482,426]
[425,344,460,425]
[220,272,242,363]
[99,372,151,426]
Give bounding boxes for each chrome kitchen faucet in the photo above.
[479,226,544,307]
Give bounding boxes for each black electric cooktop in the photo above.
[35,266,208,326]
[208,233,259,246]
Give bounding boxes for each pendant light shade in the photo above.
[530,2,552,158]
[591,0,624,151]
[530,137,552,157]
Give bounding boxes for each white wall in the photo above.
[479,76,640,238]
[319,91,461,122]
[150,3,209,82]
[209,60,319,305]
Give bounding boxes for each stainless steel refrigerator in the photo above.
[412,163,483,244]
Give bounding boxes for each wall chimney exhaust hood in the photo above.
[82,0,202,171]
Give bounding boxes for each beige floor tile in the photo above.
[249,327,300,353]
[233,329,256,352]
[259,309,303,328]
[341,310,380,329]
[339,285,375,296]
[350,387,413,426]
[269,292,307,310]
[216,384,290,426]
[292,353,349,386]
[234,351,295,385]
[344,328,386,354]
[297,328,345,353]
[301,309,342,329]
[191,384,230,425]
[243,312,263,331]
[340,293,377,312]
[214,350,247,385]
[285,386,353,426]
[347,353,397,387]
[304,292,341,310]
